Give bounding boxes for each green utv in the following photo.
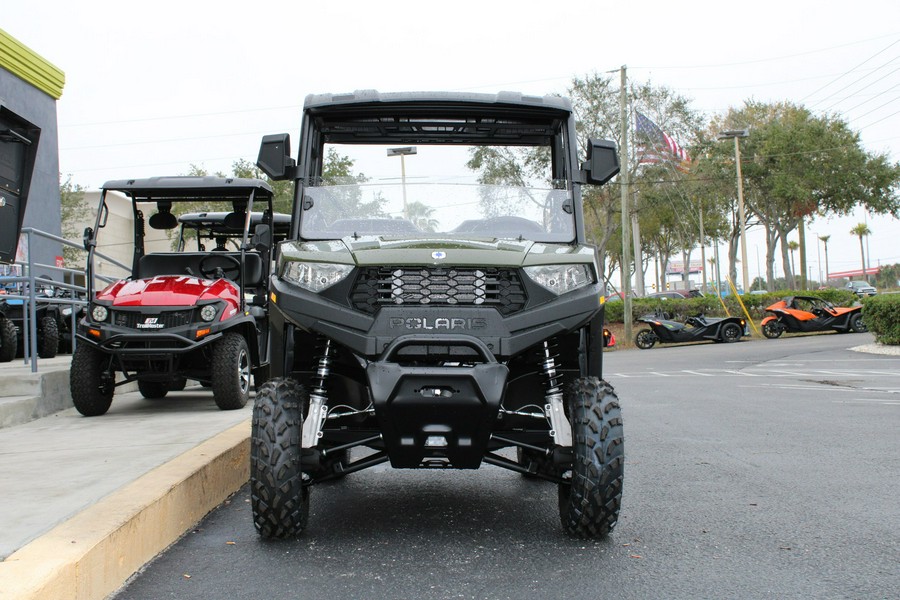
[252,91,623,538]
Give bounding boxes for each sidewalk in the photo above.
[0,356,252,599]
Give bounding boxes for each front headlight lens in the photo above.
[91,304,109,322]
[200,304,218,322]
[282,261,354,293]
[523,264,593,296]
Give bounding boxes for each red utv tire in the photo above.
[849,313,867,333]
[211,332,251,410]
[70,344,114,416]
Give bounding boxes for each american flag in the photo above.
[635,111,691,172]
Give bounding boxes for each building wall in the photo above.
[0,29,64,275]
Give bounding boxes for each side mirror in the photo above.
[82,226,95,250]
[583,139,620,185]
[257,133,295,181]
[252,224,272,251]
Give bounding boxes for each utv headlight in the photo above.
[282,261,354,293]
[91,305,109,322]
[523,264,593,295]
[200,304,218,322]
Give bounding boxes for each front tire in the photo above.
[721,322,742,343]
[762,320,783,339]
[558,377,624,538]
[251,378,309,538]
[0,318,16,363]
[211,332,251,410]
[635,328,656,349]
[37,316,59,358]
[850,312,867,333]
[70,344,114,416]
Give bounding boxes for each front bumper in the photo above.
[270,276,604,360]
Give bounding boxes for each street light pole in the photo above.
[718,129,750,293]
[387,146,417,219]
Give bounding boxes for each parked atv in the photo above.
[635,312,746,349]
[0,300,16,362]
[71,176,279,416]
[0,277,60,359]
[251,91,623,539]
[761,295,866,338]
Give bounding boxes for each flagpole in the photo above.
[631,188,644,296]
[619,66,632,343]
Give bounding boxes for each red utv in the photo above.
[70,176,281,416]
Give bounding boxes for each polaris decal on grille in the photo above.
[389,317,487,330]
[136,317,165,329]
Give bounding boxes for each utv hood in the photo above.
[96,275,240,307]
[280,236,597,268]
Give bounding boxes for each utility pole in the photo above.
[798,218,808,290]
[619,66,632,342]
[699,206,707,294]
[718,129,750,293]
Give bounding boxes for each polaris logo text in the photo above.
[389,317,486,330]
[136,317,165,329]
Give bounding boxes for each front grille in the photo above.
[350,267,527,315]
[112,309,194,329]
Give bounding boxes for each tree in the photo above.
[705,101,900,292]
[850,222,872,280]
[819,234,831,282]
[60,174,88,267]
[404,201,438,232]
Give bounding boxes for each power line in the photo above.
[801,37,900,105]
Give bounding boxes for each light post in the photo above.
[718,129,750,293]
[819,234,830,283]
[387,146,417,219]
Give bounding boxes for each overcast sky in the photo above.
[4,0,900,280]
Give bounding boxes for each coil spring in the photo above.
[541,339,563,397]
[310,338,333,399]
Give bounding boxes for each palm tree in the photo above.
[818,234,830,282]
[405,201,439,232]
[788,240,799,289]
[850,223,872,280]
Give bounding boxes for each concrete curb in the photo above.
[0,419,251,600]
[850,342,900,356]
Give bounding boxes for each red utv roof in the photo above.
[100,176,274,202]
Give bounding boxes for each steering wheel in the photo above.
[198,254,241,280]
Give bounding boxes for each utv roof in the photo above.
[100,176,274,201]
[302,90,572,145]
[304,90,572,112]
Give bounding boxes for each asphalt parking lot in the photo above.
[114,333,900,600]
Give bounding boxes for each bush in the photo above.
[862,295,900,345]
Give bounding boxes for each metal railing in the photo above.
[0,227,124,373]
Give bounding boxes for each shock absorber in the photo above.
[541,339,573,446]
[301,339,333,448]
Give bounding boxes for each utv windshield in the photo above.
[300,143,575,243]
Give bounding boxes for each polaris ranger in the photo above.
[252,91,623,538]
